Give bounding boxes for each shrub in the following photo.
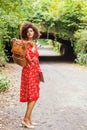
[75,53,87,65]
[0,41,8,66]
[74,29,87,65]
[0,74,10,92]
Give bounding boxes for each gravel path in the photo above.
[0,62,87,130]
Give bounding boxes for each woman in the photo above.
[20,21,42,128]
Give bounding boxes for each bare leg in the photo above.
[24,101,37,124]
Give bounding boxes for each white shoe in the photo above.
[22,121,35,129]
[31,122,38,126]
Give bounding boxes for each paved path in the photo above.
[38,46,74,62]
[0,61,87,130]
[38,46,59,56]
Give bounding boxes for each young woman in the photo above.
[20,21,42,128]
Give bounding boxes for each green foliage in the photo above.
[54,0,86,40]
[75,53,87,65]
[0,74,10,92]
[0,0,87,65]
[53,41,59,54]
[37,39,52,46]
[74,29,87,65]
[0,42,7,64]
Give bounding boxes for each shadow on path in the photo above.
[38,46,75,62]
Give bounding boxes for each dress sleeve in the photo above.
[26,46,32,63]
[32,45,42,72]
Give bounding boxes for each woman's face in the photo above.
[27,28,34,39]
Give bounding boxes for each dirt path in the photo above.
[0,62,87,130]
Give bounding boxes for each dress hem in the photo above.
[20,97,39,103]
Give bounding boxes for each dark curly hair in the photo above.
[20,21,40,40]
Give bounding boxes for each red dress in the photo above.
[20,44,41,102]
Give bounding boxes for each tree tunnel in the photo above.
[40,31,75,59]
[4,31,75,62]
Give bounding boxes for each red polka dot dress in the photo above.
[20,44,41,102]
